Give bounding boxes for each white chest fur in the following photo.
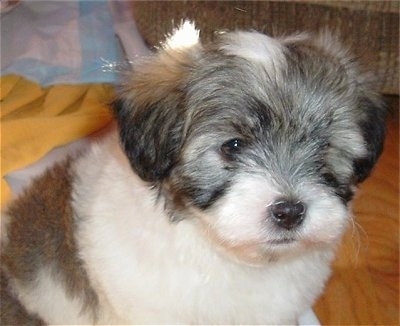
[72,135,333,324]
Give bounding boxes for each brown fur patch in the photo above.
[122,48,197,109]
[1,158,98,322]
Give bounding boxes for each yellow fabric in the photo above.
[1,75,114,206]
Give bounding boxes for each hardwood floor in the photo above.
[314,97,399,325]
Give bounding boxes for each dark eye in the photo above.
[220,138,243,159]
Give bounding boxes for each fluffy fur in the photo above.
[1,22,386,324]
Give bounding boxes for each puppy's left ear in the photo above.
[353,92,387,183]
[311,31,387,184]
[113,22,201,182]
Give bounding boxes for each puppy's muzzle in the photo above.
[270,199,306,230]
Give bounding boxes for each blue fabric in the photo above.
[78,1,122,83]
[1,0,123,85]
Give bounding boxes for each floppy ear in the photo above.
[353,93,387,183]
[113,22,201,182]
[310,31,387,184]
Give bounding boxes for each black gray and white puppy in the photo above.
[1,22,386,324]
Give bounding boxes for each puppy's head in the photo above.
[114,22,386,264]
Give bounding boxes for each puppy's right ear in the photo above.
[113,22,201,182]
[352,93,387,183]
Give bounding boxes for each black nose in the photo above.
[270,199,306,230]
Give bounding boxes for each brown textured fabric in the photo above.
[132,1,399,95]
[309,1,399,13]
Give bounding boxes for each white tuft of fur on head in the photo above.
[219,31,286,71]
[164,21,200,51]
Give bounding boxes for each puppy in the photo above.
[1,22,386,324]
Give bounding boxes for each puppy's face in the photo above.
[115,23,386,264]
